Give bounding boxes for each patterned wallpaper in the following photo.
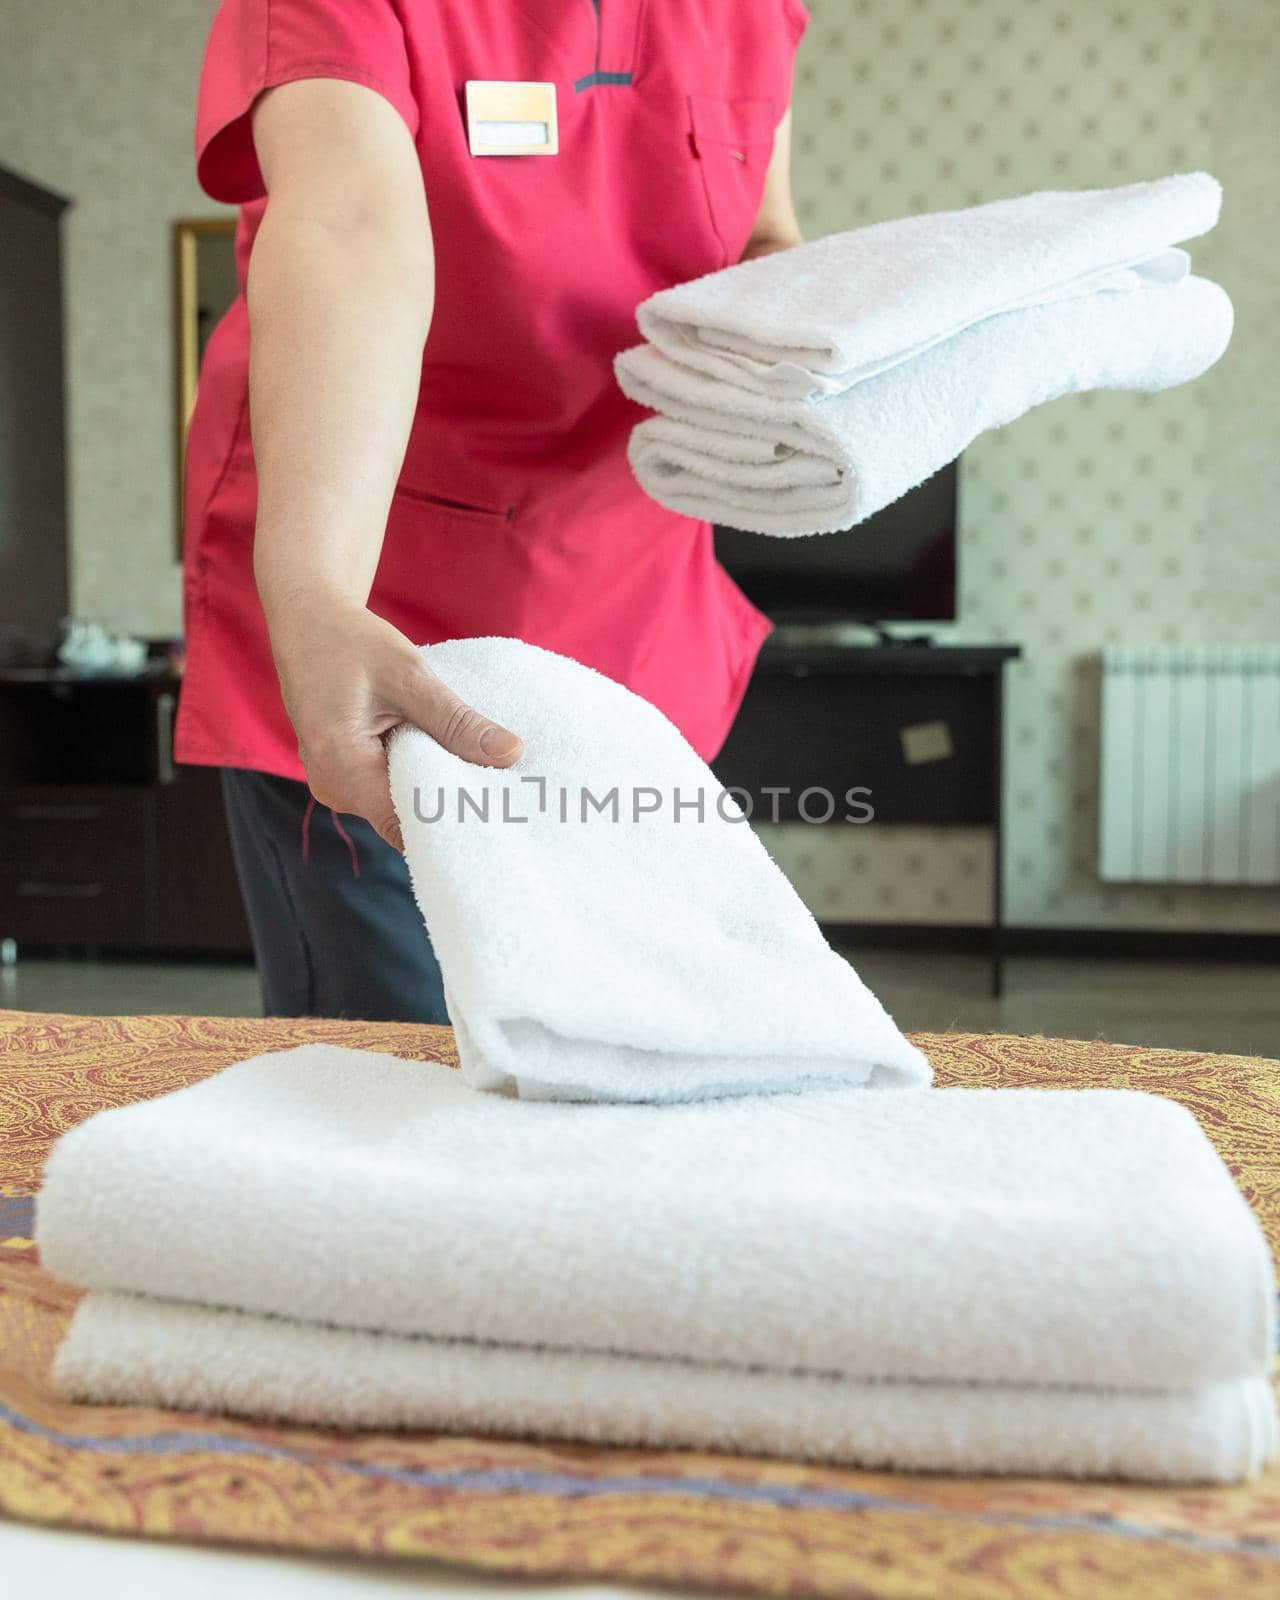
[0,0,1275,933]
[761,0,1280,933]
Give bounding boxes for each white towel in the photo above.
[53,1293,1279,1486]
[382,636,929,1102]
[636,171,1221,400]
[616,272,1234,536]
[36,1047,1277,1392]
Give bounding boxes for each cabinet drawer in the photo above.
[0,788,153,945]
[0,873,149,945]
[1,789,151,879]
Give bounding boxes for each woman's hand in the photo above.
[266,592,522,850]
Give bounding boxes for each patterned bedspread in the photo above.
[1,1010,1277,1597]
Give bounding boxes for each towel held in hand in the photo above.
[385,636,929,1103]
[635,171,1221,399]
[616,172,1233,535]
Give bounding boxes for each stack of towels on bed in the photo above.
[36,638,1279,1485]
[37,1045,1279,1485]
[615,171,1233,535]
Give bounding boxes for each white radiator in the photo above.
[1099,647,1280,885]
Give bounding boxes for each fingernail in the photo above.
[479,726,521,760]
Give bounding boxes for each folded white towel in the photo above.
[54,1292,1279,1485]
[36,1047,1277,1391]
[617,273,1234,536]
[383,636,928,1101]
[637,172,1221,400]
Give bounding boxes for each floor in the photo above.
[852,949,1280,1058]
[3,948,1279,1059]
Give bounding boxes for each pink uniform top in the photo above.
[178,0,809,779]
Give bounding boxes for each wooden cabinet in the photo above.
[0,669,251,954]
[2,788,152,945]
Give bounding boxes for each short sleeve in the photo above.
[781,0,809,48]
[195,0,420,203]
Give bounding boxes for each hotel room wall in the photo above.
[762,0,1280,932]
[0,0,1274,930]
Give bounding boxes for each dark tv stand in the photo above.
[713,638,1021,996]
[769,620,940,650]
[869,628,938,648]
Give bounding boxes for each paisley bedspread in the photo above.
[1,1009,1277,1597]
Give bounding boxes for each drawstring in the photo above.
[300,793,361,878]
[301,794,316,863]
[331,809,361,878]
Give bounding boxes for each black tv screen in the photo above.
[713,460,958,623]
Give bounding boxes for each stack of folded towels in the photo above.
[615,171,1233,535]
[36,639,1279,1484]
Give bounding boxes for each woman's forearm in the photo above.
[248,202,433,624]
[244,79,433,630]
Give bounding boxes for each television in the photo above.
[713,460,958,624]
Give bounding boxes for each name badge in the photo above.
[465,81,559,157]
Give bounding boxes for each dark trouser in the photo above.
[221,768,448,1023]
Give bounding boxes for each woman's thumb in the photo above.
[407,670,523,767]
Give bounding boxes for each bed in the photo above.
[1,1009,1277,1597]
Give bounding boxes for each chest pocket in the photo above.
[687,95,778,267]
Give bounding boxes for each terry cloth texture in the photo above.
[37,1046,1278,1481]
[616,275,1232,536]
[54,1293,1279,1486]
[634,171,1222,399]
[384,636,929,1102]
[615,172,1232,534]
[36,1047,1272,1362]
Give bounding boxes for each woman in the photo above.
[178,0,807,1022]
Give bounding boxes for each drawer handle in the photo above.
[17,881,104,899]
[14,805,103,822]
[157,690,176,785]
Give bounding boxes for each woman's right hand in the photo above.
[265,592,523,851]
